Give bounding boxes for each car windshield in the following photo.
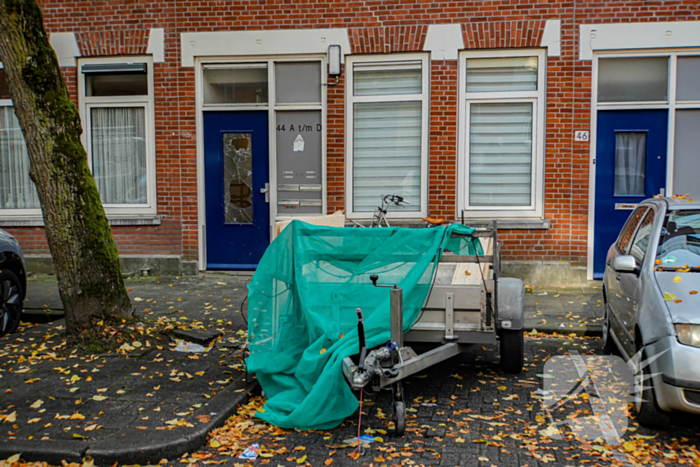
[656,210,700,270]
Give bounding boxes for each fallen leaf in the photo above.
[673,275,683,283]
[6,454,20,464]
[30,399,44,409]
[663,292,676,301]
[92,395,108,401]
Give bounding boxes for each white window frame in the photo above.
[78,55,157,215]
[457,48,546,219]
[345,53,430,219]
[0,62,42,218]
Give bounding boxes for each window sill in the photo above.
[462,219,550,230]
[0,215,162,227]
[345,218,550,230]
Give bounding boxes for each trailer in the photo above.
[341,221,525,435]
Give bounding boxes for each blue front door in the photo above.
[593,110,668,277]
[204,111,269,269]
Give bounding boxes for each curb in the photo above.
[86,379,260,466]
[0,440,87,465]
[524,325,603,338]
[0,374,259,466]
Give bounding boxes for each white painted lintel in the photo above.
[181,28,351,67]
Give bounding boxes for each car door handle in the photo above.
[260,183,270,203]
[616,273,621,282]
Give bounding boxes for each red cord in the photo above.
[353,387,363,457]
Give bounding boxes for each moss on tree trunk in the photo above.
[0,0,132,333]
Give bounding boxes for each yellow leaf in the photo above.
[259,453,274,458]
[27,418,41,424]
[73,433,88,439]
[30,399,44,409]
[4,411,16,423]
[664,292,677,301]
[624,441,636,452]
[535,414,544,423]
[673,275,683,283]
[134,297,144,301]
[71,375,81,382]
[373,436,384,443]
[479,457,489,462]
[297,455,307,464]
[294,446,306,451]
[320,348,327,354]
[455,437,465,443]
[497,385,507,391]
[92,395,108,401]
[7,454,20,464]
[210,440,221,448]
[70,413,85,420]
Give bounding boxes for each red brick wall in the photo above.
[5,0,698,270]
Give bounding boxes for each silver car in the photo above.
[603,197,700,429]
[0,228,26,336]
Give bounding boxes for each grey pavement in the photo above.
[523,283,605,336]
[0,273,256,465]
[197,337,700,467]
[1,274,606,465]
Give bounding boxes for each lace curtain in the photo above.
[90,107,147,204]
[0,106,40,209]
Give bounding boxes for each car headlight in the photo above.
[676,324,700,347]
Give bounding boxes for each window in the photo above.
[0,67,41,214]
[629,209,655,266]
[459,49,546,218]
[617,206,648,254]
[598,57,668,103]
[79,57,156,214]
[614,132,646,196]
[346,54,429,218]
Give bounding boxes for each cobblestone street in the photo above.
[198,336,700,467]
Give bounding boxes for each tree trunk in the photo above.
[0,0,132,333]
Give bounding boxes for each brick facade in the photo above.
[3,0,699,278]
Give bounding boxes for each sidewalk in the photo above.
[523,283,604,336]
[0,273,256,465]
[1,273,603,465]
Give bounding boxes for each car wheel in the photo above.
[634,346,670,430]
[602,305,617,355]
[499,329,524,374]
[0,269,23,336]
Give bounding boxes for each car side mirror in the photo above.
[613,255,639,275]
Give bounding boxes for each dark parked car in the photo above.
[0,228,26,336]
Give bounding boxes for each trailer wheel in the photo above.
[393,401,406,436]
[499,329,524,373]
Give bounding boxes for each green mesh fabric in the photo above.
[246,221,482,430]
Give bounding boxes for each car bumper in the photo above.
[646,336,700,414]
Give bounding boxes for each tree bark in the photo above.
[0,0,132,333]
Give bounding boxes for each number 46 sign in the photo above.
[575,131,590,142]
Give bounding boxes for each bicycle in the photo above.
[350,194,409,228]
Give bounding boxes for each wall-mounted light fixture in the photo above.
[327,44,341,86]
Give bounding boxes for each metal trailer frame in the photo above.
[341,221,525,435]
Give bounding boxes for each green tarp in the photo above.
[246,221,482,430]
